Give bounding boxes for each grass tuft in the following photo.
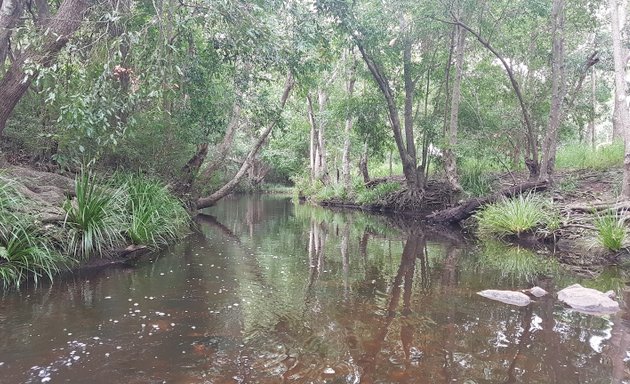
[63,171,125,259]
[123,174,190,247]
[594,210,626,252]
[475,194,551,237]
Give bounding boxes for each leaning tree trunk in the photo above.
[452,19,539,180]
[199,103,241,181]
[610,0,630,199]
[540,0,566,182]
[0,0,91,136]
[444,24,466,193]
[354,36,421,193]
[195,73,294,209]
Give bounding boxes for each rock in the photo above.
[557,284,620,314]
[524,286,548,297]
[477,290,532,306]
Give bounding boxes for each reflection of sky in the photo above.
[589,318,613,353]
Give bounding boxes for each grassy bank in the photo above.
[0,171,190,288]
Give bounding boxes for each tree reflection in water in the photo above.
[1,196,628,383]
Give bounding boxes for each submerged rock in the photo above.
[557,284,620,314]
[477,290,532,306]
[524,286,548,298]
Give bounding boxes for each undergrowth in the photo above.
[0,180,68,288]
[556,141,623,170]
[594,210,626,252]
[475,194,554,237]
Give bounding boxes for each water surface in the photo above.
[1,195,629,383]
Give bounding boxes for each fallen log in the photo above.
[426,180,548,224]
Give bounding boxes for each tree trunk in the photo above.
[589,67,596,149]
[0,0,23,73]
[359,141,370,184]
[199,103,241,181]
[0,0,91,136]
[444,24,466,192]
[540,0,566,182]
[611,0,630,199]
[342,55,356,190]
[316,88,329,182]
[179,143,209,193]
[451,19,539,180]
[195,73,294,209]
[354,37,421,193]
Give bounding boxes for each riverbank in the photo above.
[304,168,630,270]
[0,166,191,288]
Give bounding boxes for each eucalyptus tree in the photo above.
[318,0,452,200]
[609,0,630,199]
[449,0,600,181]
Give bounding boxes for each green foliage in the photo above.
[556,141,623,171]
[0,222,64,289]
[356,182,401,206]
[475,194,552,237]
[459,158,496,197]
[314,184,347,202]
[63,171,125,259]
[594,210,626,252]
[123,174,190,247]
[0,180,66,288]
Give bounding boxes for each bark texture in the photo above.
[444,24,465,192]
[610,0,630,199]
[342,54,356,189]
[540,0,566,181]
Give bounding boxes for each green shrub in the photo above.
[123,174,189,247]
[594,210,626,252]
[63,171,125,259]
[356,182,401,205]
[475,194,550,237]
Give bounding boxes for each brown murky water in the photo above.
[1,195,629,383]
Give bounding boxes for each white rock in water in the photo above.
[557,284,620,314]
[323,367,335,374]
[477,290,532,306]
[525,286,548,297]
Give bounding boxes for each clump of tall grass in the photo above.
[0,180,66,288]
[356,182,401,205]
[63,171,125,259]
[122,174,189,247]
[594,210,626,252]
[556,141,623,171]
[313,184,347,202]
[459,158,496,197]
[0,222,65,288]
[475,194,551,237]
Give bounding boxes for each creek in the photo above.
[0,195,628,383]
